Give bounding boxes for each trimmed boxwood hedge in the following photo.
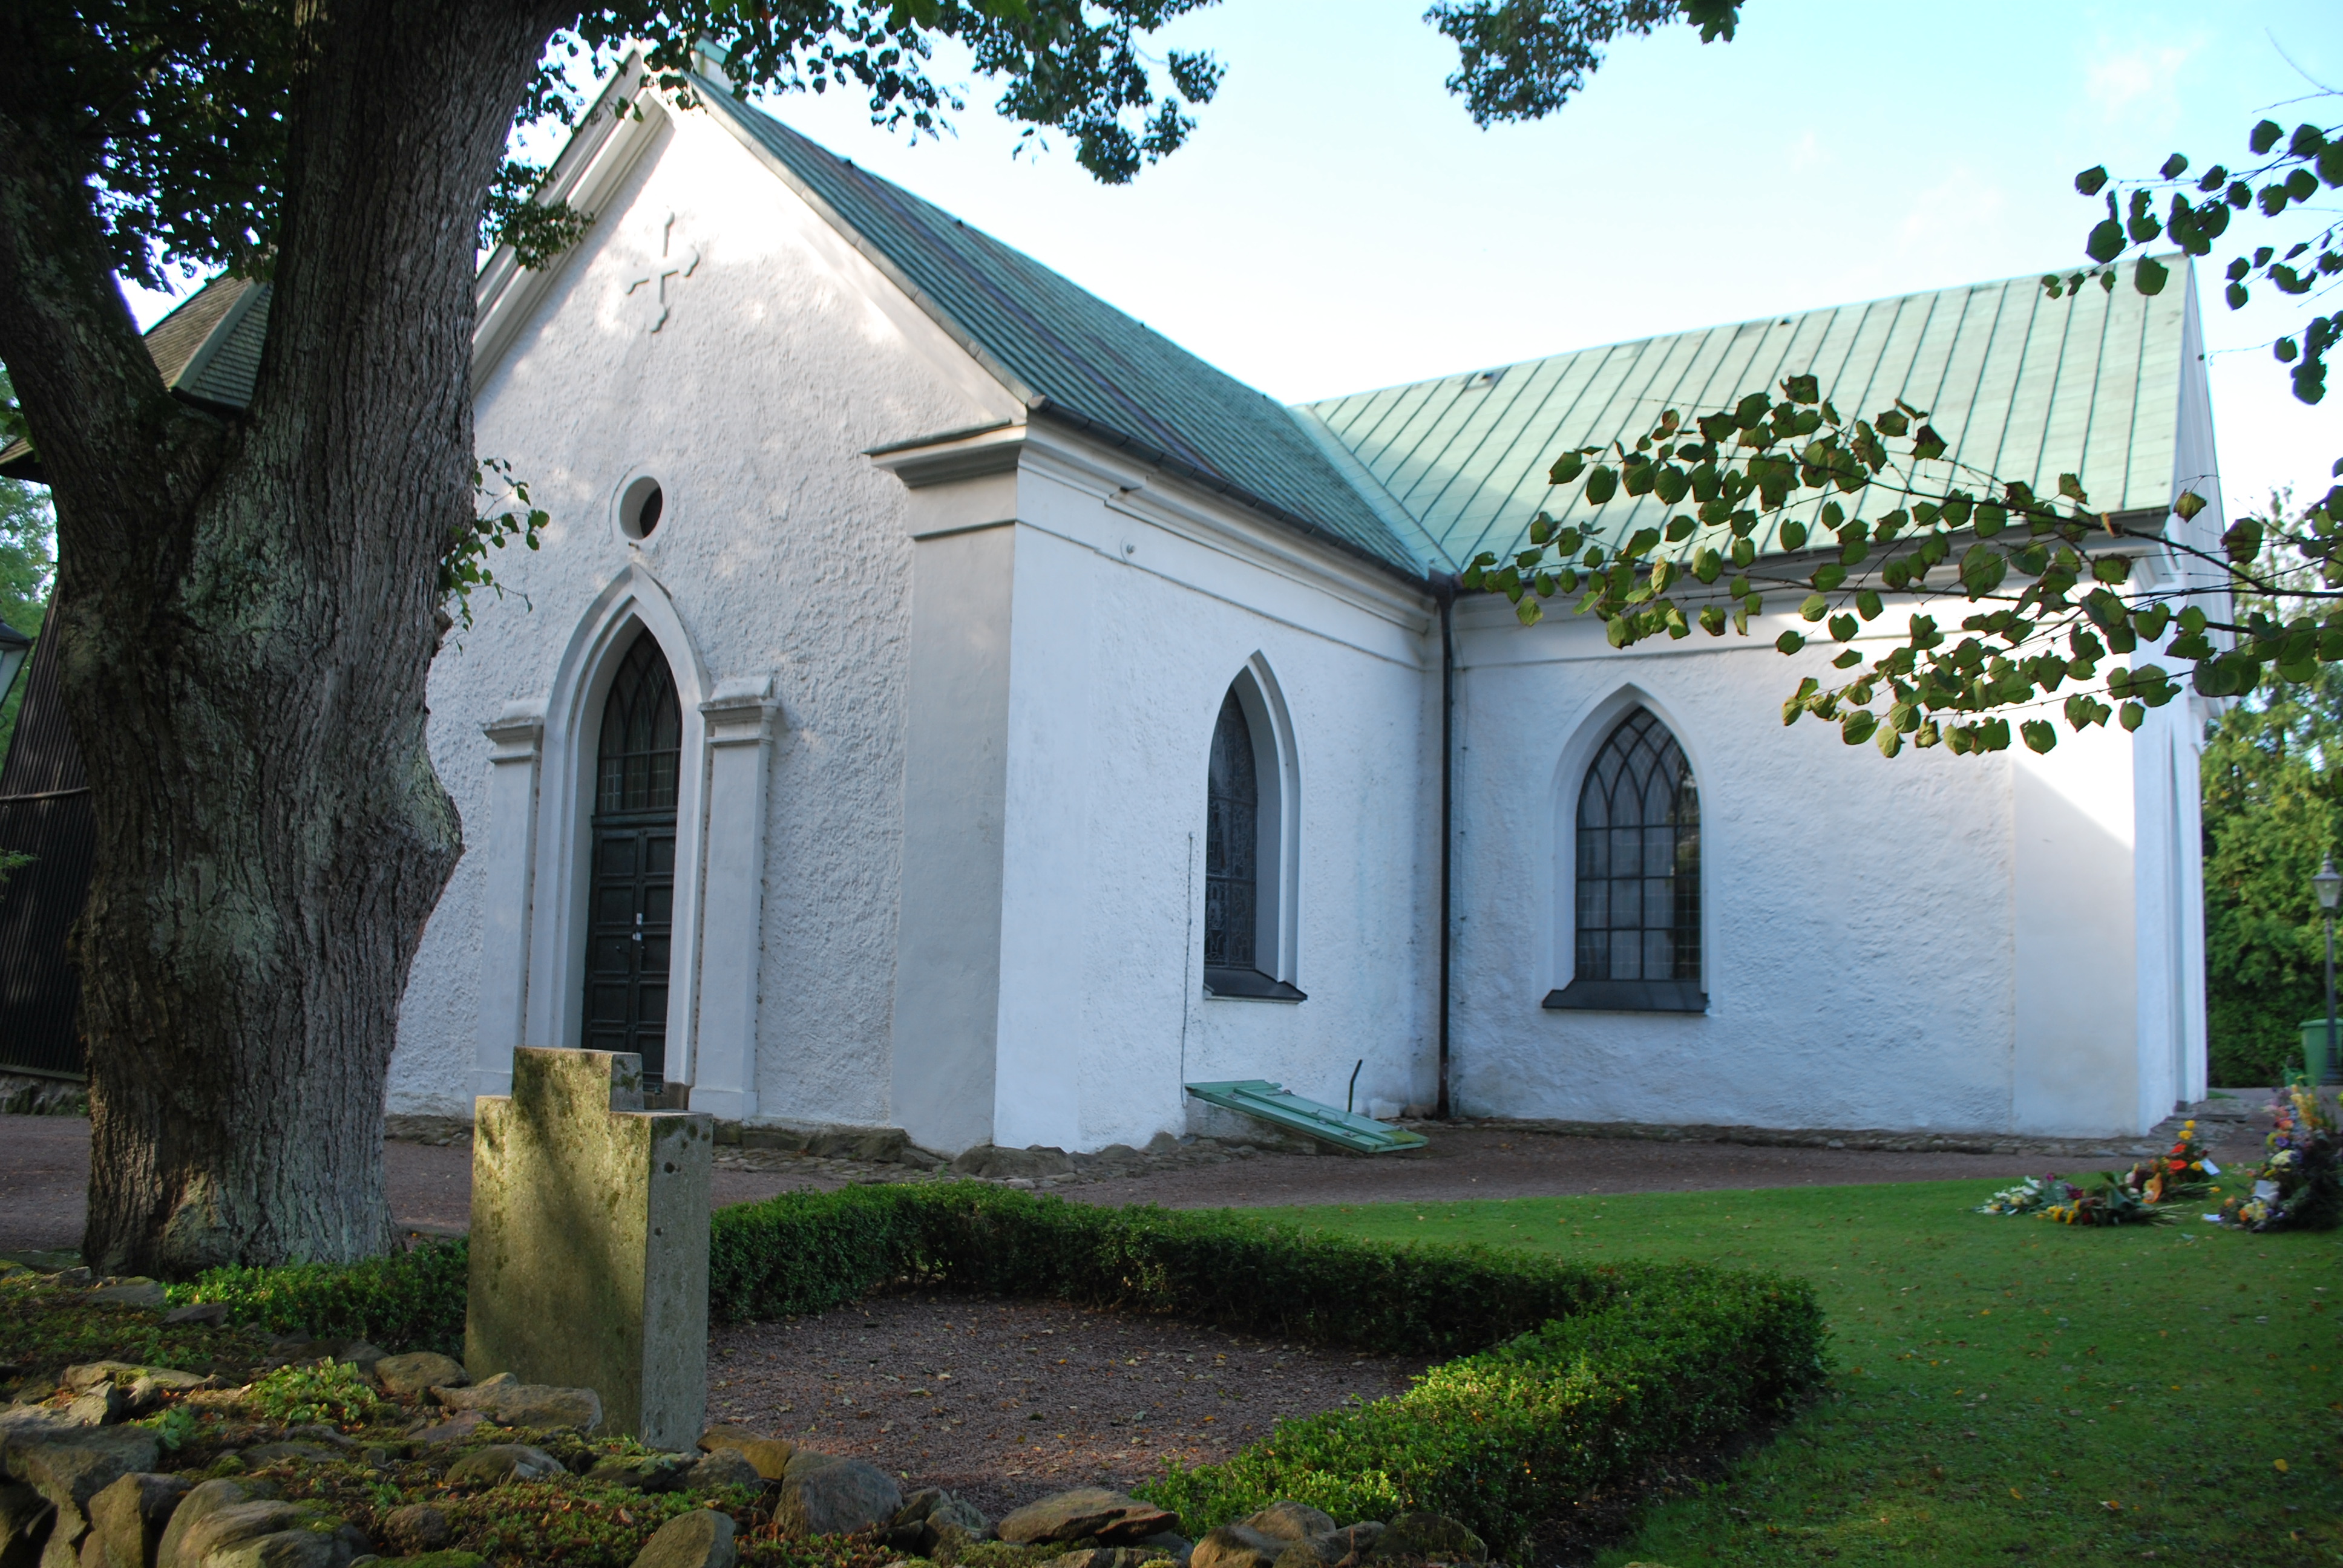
[174,1238,471,1356]
[176,1182,1828,1556]
[710,1184,1827,1553]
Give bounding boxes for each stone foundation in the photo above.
[0,1070,88,1117]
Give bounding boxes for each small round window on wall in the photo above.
[618,475,665,541]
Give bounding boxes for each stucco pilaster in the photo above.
[691,676,779,1119]
[476,700,546,1100]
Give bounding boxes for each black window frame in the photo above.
[1544,706,1705,1014]
[1202,684,1304,1003]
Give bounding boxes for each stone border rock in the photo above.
[391,1092,2292,1172]
[1444,1094,2282,1163]
[0,1070,88,1117]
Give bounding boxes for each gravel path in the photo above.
[707,1291,1426,1521]
[0,1117,809,1255]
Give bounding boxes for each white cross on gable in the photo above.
[624,211,700,334]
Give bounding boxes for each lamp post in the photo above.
[2315,858,2342,1085]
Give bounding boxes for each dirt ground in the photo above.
[706,1291,1429,1520]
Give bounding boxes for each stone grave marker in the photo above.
[468,1047,712,1448]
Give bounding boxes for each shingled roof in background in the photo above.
[1302,267,2192,572]
[0,275,271,480]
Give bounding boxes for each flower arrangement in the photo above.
[2119,1120,2218,1206]
[2213,1085,2341,1232]
[2043,1176,2169,1226]
[1975,1175,2060,1216]
[1974,1124,2217,1228]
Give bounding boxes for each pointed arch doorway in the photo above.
[583,629,681,1088]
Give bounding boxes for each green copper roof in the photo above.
[700,83,1430,575]
[1301,267,2191,570]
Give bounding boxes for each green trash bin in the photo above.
[2302,1016,2343,1084]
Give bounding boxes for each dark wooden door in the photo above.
[583,630,682,1087]
[583,819,676,1080]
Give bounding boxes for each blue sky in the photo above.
[134,2,2343,523]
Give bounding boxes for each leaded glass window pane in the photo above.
[597,632,682,815]
[1573,708,1700,983]
[1204,690,1257,970]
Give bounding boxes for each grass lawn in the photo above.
[1262,1175,2342,1567]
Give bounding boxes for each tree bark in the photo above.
[0,1,565,1275]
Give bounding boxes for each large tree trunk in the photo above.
[0,2,562,1275]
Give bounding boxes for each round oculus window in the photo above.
[620,475,664,540]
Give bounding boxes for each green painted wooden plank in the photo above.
[1184,1079,1428,1155]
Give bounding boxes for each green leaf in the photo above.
[2020,720,2057,754]
[1856,590,1883,621]
[2086,218,2126,264]
[2119,701,2145,732]
[2075,165,2110,196]
[1518,598,1544,627]
[1548,451,1586,485]
[2250,119,2283,154]
[1782,373,1820,404]
[1841,710,1879,745]
[2172,489,2207,521]
[1800,593,1829,622]
[1780,520,1809,552]
[2134,255,2169,295]
[2158,152,2188,181]
[1584,466,1619,504]
[1775,630,1806,655]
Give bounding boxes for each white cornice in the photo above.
[871,420,1434,635]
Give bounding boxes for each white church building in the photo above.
[356,61,2220,1148]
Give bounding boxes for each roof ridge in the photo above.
[1300,257,2191,411]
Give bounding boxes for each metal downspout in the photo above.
[1433,574,1458,1119]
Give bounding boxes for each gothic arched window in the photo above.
[1205,689,1258,972]
[1545,706,1705,1013]
[1203,675,1305,1001]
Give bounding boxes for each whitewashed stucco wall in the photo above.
[1447,597,2175,1139]
[390,103,1019,1119]
[980,452,1442,1152]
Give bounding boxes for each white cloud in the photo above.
[2084,40,2198,120]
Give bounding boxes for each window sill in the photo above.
[1542,978,1706,1013]
[1204,967,1308,1003]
